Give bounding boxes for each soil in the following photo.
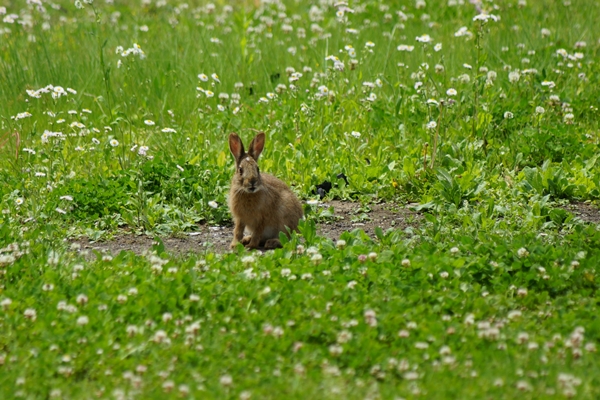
[561,201,600,224]
[73,201,599,258]
[74,201,422,257]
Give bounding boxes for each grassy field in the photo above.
[1,0,600,398]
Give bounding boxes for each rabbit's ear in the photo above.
[229,133,245,161]
[248,132,265,160]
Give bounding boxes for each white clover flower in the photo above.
[219,375,233,387]
[404,371,419,380]
[153,330,168,343]
[328,344,343,356]
[426,121,437,130]
[563,113,574,123]
[507,310,522,320]
[1,298,12,310]
[416,34,433,43]
[76,294,88,304]
[14,111,32,120]
[397,44,415,52]
[516,380,532,392]
[454,27,472,38]
[535,106,545,114]
[541,80,556,88]
[281,269,291,277]
[473,13,500,22]
[241,255,256,265]
[208,201,218,209]
[24,308,37,321]
[364,309,377,327]
[517,247,529,257]
[509,71,520,83]
[77,316,89,326]
[458,74,470,83]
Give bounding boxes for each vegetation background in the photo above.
[0,0,599,398]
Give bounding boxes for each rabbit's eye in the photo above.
[256,166,260,173]
[238,167,243,175]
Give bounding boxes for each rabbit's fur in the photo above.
[228,132,303,249]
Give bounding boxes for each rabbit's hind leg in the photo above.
[264,238,282,249]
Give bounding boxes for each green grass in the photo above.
[1,0,600,398]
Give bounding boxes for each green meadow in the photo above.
[1,0,600,398]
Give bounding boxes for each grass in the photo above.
[1,0,600,398]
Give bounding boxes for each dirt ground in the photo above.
[74,201,421,256]
[561,201,600,224]
[74,201,599,257]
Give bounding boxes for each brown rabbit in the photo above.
[228,132,303,250]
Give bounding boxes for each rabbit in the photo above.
[228,132,303,250]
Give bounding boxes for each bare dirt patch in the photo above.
[562,201,600,224]
[316,200,419,240]
[74,201,421,257]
